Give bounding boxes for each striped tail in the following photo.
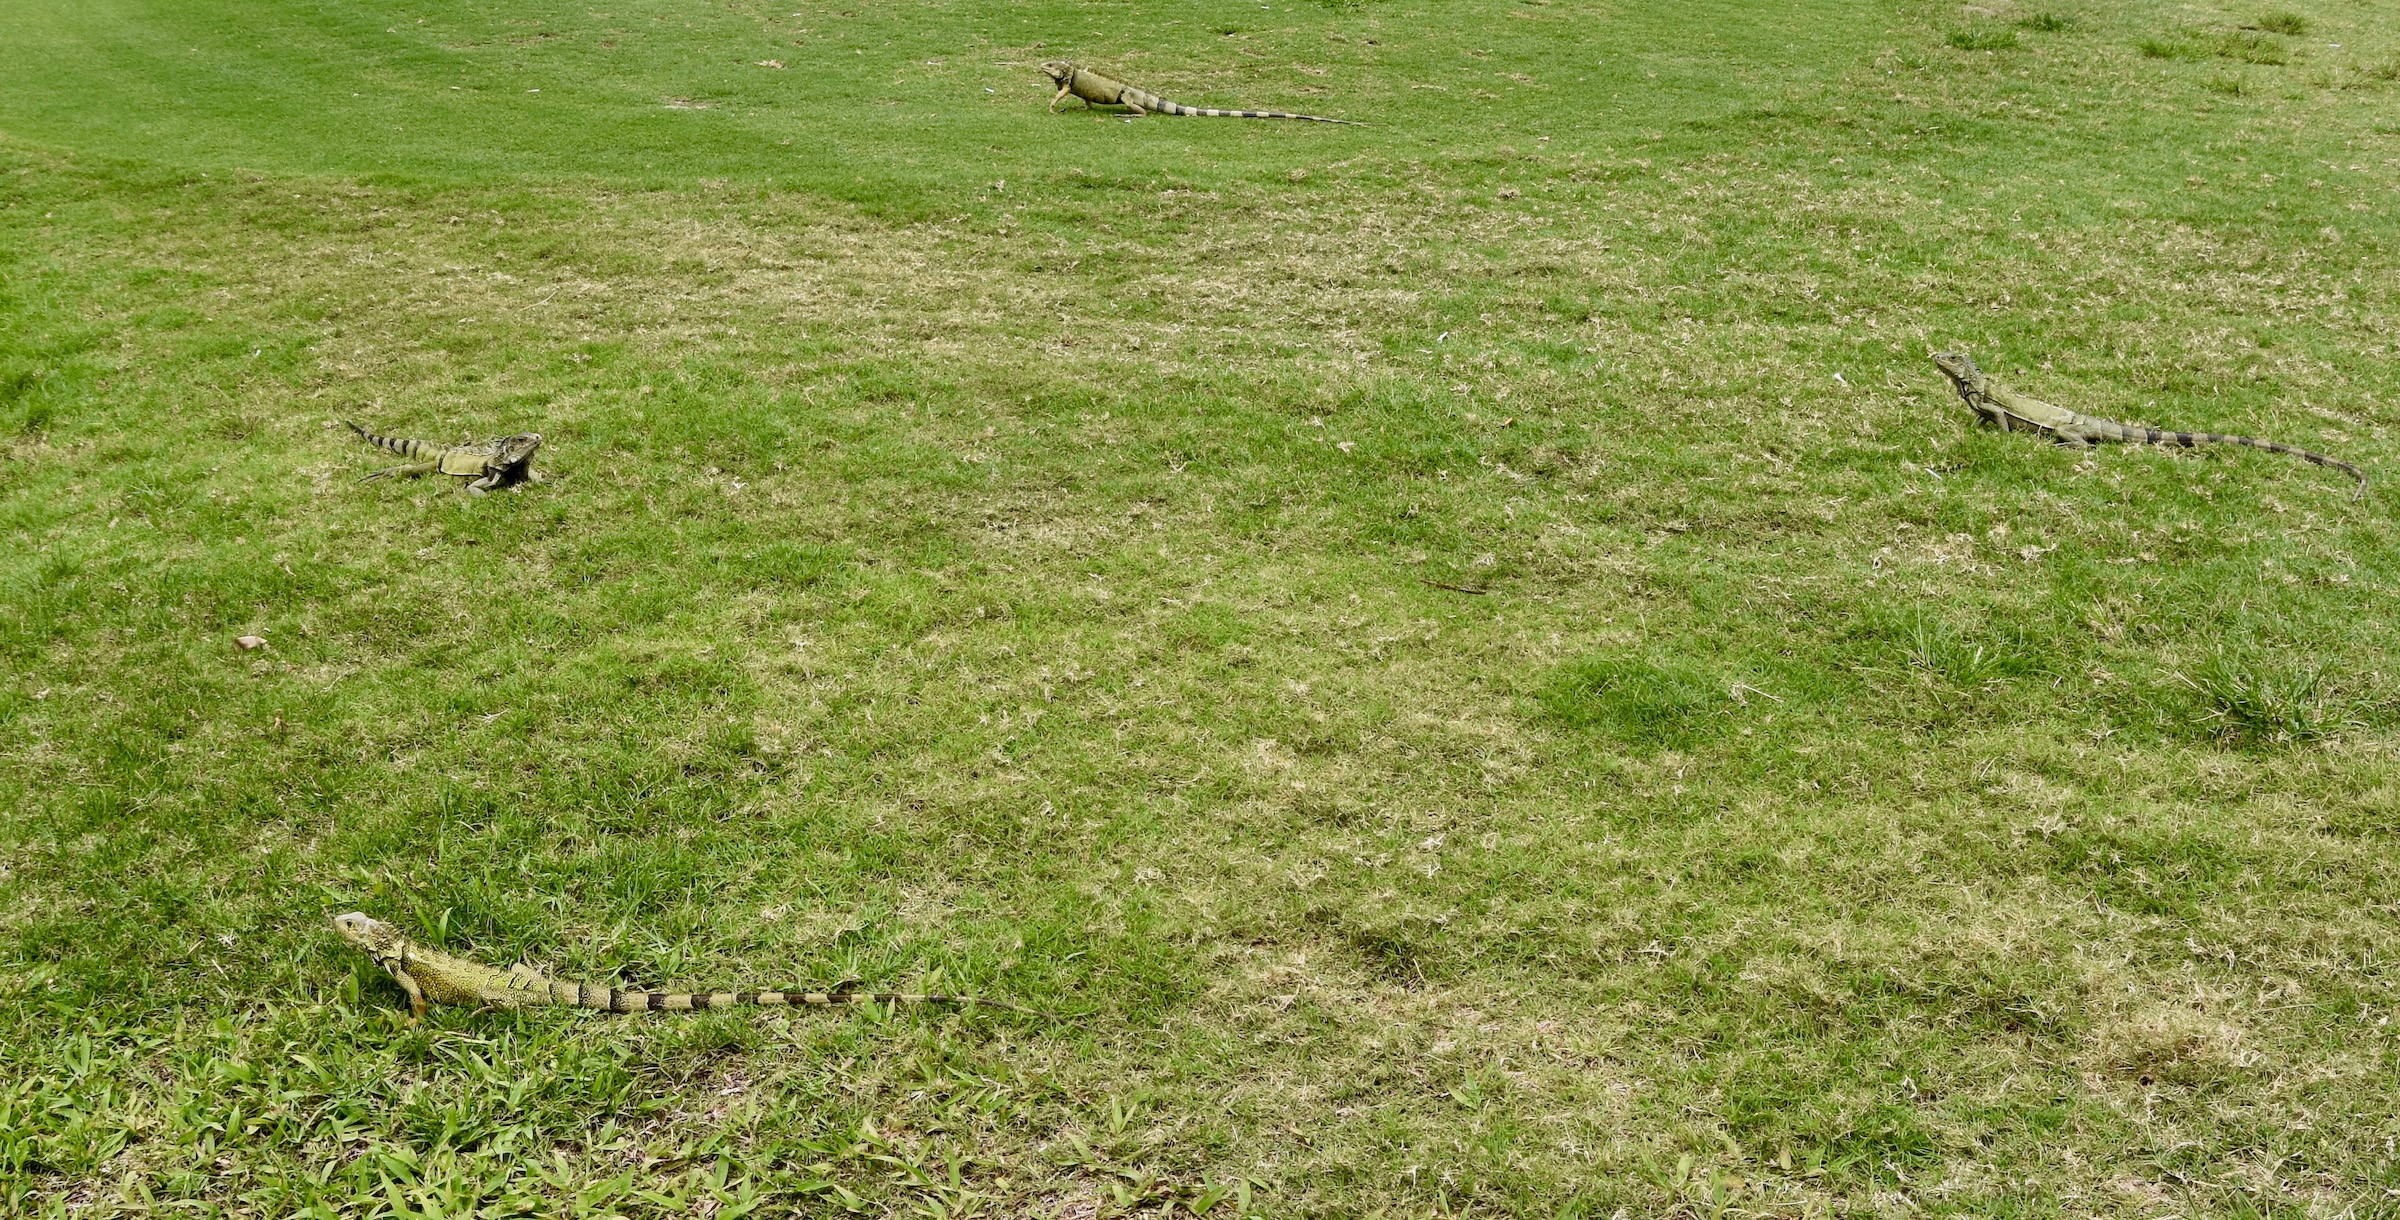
[2109,422,2367,499]
[345,420,436,460]
[1122,86,1359,124]
[1154,98,1359,123]
[1158,100,1359,123]
[544,982,1044,1016]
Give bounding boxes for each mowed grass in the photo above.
[4,0,2400,1213]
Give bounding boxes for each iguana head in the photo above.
[491,433,542,469]
[1930,351,1984,391]
[332,911,404,963]
[1039,60,1075,85]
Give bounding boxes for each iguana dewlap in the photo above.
[332,912,1037,1021]
[1930,352,2364,498]
[1040,60,1359,124]
[345,421,542,494]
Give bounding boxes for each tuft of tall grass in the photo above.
[2177,650,2335,744]
[1537,654,1723,748]
[1948,28,2022,51]
[2143,30,2289,64]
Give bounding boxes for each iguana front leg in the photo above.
[384,964,429,1022]
[1980,403,2035,434]
[1961,394,2013,432]
[470,461,540,494]
[1050,83,1072,112]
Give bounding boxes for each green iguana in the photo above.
[333,912,1040,1022]
[1931,352,2365,498]
[345,421,543,494]
[1040,60,1360,124]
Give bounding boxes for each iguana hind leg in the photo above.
[475,974,541,1008]
[2051,420,2102,448]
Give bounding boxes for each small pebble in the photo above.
[236,636,267,651]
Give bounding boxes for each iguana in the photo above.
[1040,60,1360,124]
[1931,352,2365,498]
[344,421,543,494]
[333,912,1041,1022]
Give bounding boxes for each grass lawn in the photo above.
[5,0,2400,1213]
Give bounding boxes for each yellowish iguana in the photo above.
[345,421,543,494]
[333,912,1041,1021]
[1040,60,1360,124]
[1931,352,2365,498]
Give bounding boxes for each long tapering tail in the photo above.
[1153,99,1359,123]
[545,982,1045,1016]
[345,420,433,460]
[2110,423,2366,499]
